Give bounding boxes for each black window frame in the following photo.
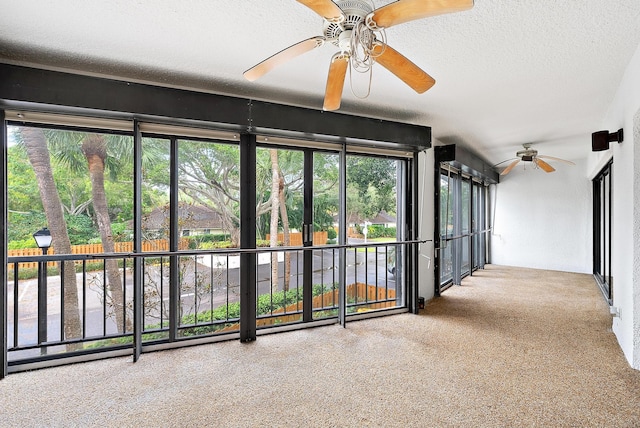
[593,159,613,303]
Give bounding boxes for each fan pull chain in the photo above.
[348,59,373,99]
[347,20,386,100]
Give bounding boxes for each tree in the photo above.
[7,144,42,213]
[81,133,130,331]
[48,130,134,332]
[347,155,397,220]
[269,150,280,293]
[20,127,83,348]
[278,173,292,291]
[259,149,303,292]
[177,140,241,245]
[313,153,339,232]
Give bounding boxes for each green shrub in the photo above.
[199,240,235,250]
[111,222,132,241]
[326,228,337,240]
[184,233,234,249]
[8,238,38,250]
[7,212,47,242]
[199,241,216,250]
[77,281,342,348]
[367,225,396,239]
[313,283,338,295]
[65,214,99,245]
[257,239,282,247]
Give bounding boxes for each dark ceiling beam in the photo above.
[435,144,499,184]
[0,63,430,150]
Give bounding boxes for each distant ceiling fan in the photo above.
[243,0,474,111]
[496,143,575,176]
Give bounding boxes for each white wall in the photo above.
[588,40,640,369]
[491,157,591,273]
[634,109,640,370]
[417,149,435,302]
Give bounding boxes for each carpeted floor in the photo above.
[2,265,639,427]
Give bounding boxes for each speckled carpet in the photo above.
[2,265,639,427]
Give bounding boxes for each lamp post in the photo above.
[33,227,52,355]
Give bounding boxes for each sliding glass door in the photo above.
[593,160,612,302]
[4,114,416,369]
[437,167,489,293]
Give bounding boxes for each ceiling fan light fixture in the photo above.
[497,143,574,176]
[338,30,353,52]
[245,0,474,110]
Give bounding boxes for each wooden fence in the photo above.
[265,231,328,246]
[217,283,397,331]
[7,239,174,270]
[8,232,329,270]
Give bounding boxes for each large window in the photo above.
[345,154,406,310]
[593,160,613,302]
[7,124,134,355]
[4,115,417,370]
[436,166,489,293]
[472,183,487,270]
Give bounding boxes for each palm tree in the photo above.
[278,172,292,291]
[20,127,83,348]
[49,131,133,332]
[269,149,280,294]
[81,133,130,331]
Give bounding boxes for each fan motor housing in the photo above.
[324,0,373,45]
[516,147,537,161]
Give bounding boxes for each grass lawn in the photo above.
[354,237,396,252]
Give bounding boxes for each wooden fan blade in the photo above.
[368,0,474,29]
[372,43,435,93]
[537,155,576,165]
[296,0,344,21]
[494,157,518,168]
[244,36,325,81]
[535,158,555,173]
[500,159,520,176]
[323,54,349,111]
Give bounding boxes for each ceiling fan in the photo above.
[243,0,474,111]
[496,144,576,176]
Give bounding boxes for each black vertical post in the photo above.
[487,184,494,266]
[302,150,313,322]
[433,159,442,297]
[452,175,461,286]
[410,155,419,314]
[338,144,347,327]
[132,120,143,361]
[38,248,48,354]
[469,181,475,276]
[169,137,179,342]
[1,110,8,379]
[607,164,613,300]
[395,158,406,308]
[240,133,256,342]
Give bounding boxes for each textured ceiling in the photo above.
[1,0,640,165]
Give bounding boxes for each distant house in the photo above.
[334,211,397,238]
[140,203,226,237]
[335,211,396,228]
[368,210,396,228]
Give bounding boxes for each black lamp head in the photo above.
[33,227,52,249]
[592,128,624,152]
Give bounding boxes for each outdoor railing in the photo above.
[6,240,414,370]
